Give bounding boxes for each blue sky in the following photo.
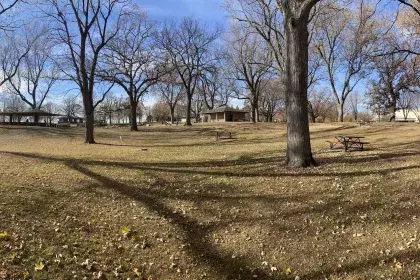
[136,0,243,107]
[140,0,228,24]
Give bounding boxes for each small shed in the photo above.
[201,106,248,122]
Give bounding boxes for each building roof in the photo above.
[202,106,249,114]
[58,115,84,119]
[0,109,62,117]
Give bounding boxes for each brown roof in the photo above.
[202,106,249,114]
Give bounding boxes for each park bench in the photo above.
[216,131,233,140]
[326,135,369,151]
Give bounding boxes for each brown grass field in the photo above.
[0,122,419,280]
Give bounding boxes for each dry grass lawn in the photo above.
[0,122,419,280]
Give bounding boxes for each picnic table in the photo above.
[357,120,373,126]
[326,135,369,151]
[216,131,233,140]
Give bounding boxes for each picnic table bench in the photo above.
[326,135,369,151]
[357,120,373,126]
[216,131,233,140]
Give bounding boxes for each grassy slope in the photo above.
[0,123,419,280]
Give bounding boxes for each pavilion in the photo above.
[0,109,62,126]
[201,106,249,122]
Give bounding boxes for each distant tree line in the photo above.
[0,0,418,167]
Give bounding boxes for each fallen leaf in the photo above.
[285,267,292,275]
[0,231,9,240]
[121,226,131,237]
[35,262,45,271]
[133,268,140,276]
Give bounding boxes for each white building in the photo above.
[395,109,420,122]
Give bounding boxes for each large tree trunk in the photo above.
[85,113,95,143]
[83,93,95,144]
[337,102,344,122]
[170,106,175,124]
[284,13,316,167]
[185,94,192,126]
[251,107,256,123]
[250,99,257,123]
[253,94,259,123]
[130,100,138,131]
[389,95,396,122]
[32,106,40,123]
[389,103,396,122]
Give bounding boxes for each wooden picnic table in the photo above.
[216,131,233,140]
[327,135,369,151]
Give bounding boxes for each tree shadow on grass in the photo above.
[3,151,277,279]
[4,151,420,180]
[3,151,420,279]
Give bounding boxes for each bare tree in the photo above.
[4,93,26,121]
[43,101,59,124]
[0,0,21,32]
[398,91,414,121]
[367,40,418,121]
[226,0,322,167]
[226,24,274,123]
[43,0,127,143]
[396,0,420,16]
[308,88,337,123]
[152,100,170,123]
[316,0,378,122]
[4,28,58,122]
[191,92,205,123]
[61,95,83,117]
[259,77,285,122]
[197,67,232,111]
[96,93,127,125]
[348,93,359,122]
[0,1,19,15]
[394,0,420,56]
[157,17,221,126]
[156,71,185,124]
[101,8,164,131]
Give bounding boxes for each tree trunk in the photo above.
[83,92,95,144]
[85,113,95,143]
[256,106,260,122]
[170,106,175,124]
[308,102,316,123]
[250,101,257,123]
[389,102,396,122]
[130,100,138,131]
[337,103,344,122]
[185,95,192,126]
[284,14,316,167]
[252,94,259,123]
